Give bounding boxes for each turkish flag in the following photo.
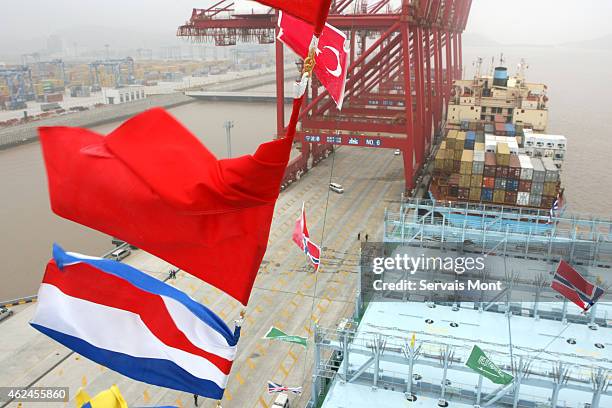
[39,107,295,305]
[255,0,332,35]
[278,11,348,109]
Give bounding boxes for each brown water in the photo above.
[1,47,611,300]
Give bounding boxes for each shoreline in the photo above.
[0,93,194,151]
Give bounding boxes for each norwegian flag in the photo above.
[551,260,605,312]
[267,381,303,394]
[292,203,321,270]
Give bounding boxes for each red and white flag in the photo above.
[292,203,321,270]
[39,108,294,305]
[256,0,332,35]
[278,11,348,109]
[551,260,605,311]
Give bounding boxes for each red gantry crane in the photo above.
[177,0,471,192]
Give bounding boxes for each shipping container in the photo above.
[496,165,509,179]
[543,181,559,196]
[507,154,521,179]
[517,192,530,206]
[504,123,516,136]
[505,191,518,205]
[454,149,463,161]
[506,179,519,192]
[484,123,494,134]
[531,181,544,195]
[458,188,470,200]
[449,186,459,198]
[493,189,506,203]
[456,132,466,150]
[494,178,507,190]
[469,187,481,201]
[460,150,473,175]
[475,131,485,144]
[542,157,560,182]
[496,143,510,166]
[531,158,546,183]
[484,152,496,177]
[518,180,532,192]
[449,174,460,186]
[481,188,494,202]
[459,174,471,188]
[518,154,533,180]
[470,175,483,188]
[474,142,485,151]
[482,176,495,189]
[453,160,461,172]
[472,150,485,174]
[529,193,542,207]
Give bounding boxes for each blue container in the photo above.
[466,131,476,141]
[506,179,519,191]
[504,123,516,136]
[481,188,494,201]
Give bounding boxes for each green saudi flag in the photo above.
[465,345,514,385]
[263,326,308,348]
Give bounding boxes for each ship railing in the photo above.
[312,323,612,407]
[386,198,612,263]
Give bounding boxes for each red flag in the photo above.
[39,107,294,305]
[551,260,604,311]
[292,203,321,270]
[256,0,332,35]
[278,11,348,109]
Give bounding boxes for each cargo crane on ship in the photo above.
[177,0,472,192]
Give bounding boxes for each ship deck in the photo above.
[319,301,612,408]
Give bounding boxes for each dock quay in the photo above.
[0,146,406,408]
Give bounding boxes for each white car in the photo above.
[394,149,401,156]
[111,247,131,262]
[329,182,344,194]
[272,394,289,408]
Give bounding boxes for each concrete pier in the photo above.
[0,146,404,408]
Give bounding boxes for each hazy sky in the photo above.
[1,0,611,55]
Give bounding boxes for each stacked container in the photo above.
[530,158,545,207]
[433,121,564,210]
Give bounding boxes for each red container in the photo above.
[494,115,505,123]
[496,165,509,178]
[482,177,495,189]
[508,155,521,179]
[494,122,506,135]
[518,180,532,192]
[484,152,496,177]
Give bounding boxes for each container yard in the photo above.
[1,1,611,408]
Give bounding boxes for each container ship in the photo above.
[430,61,566,214]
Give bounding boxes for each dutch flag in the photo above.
[30,244,240,400]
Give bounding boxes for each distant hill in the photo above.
[561,33,612,50]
